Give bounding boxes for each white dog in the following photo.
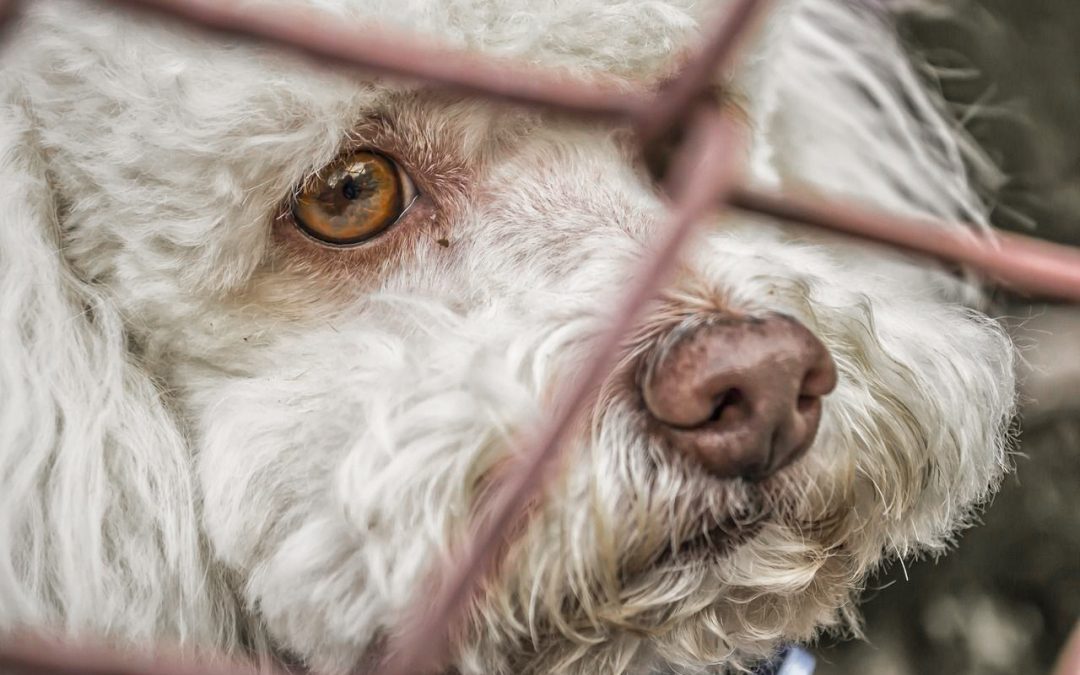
[0,0,1017,673]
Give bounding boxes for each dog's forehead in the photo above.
[250,0,712,78]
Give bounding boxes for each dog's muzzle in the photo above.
[639,313,837,480]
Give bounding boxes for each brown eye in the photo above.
[293,150,417,246]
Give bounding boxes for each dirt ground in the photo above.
[817,2,1080,673]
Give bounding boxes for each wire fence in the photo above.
[1,0,1079,674]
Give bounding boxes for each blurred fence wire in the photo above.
[0,0,1079,673]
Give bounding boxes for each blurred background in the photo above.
[818,1,1080,673]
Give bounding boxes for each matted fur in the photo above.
[0,0,1016,673]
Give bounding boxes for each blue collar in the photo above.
[753,646,816,675]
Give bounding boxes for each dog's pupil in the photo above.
[341,177,361,200]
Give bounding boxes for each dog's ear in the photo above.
[0,78,233,640]
[740,0,996,233]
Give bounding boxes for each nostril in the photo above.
[795,394,818,414]
[706,388,747,427]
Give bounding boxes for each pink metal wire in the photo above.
[0,0,1078,674]
[0,635,273,675]
[729,186,1080,302]
[376,112,746,675]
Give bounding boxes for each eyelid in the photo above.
[395,157,419,212]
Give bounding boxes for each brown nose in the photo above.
[640,313,837,480]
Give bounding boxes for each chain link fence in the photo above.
[0,0,1078,673]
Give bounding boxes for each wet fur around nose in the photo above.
[0,0,1016,674]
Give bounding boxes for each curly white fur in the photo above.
[0,0,1016,673]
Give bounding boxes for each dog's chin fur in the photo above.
[0,0,1016,673]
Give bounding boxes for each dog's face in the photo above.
[3,0,1016,672]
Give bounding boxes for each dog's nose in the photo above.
[640,313,837,480]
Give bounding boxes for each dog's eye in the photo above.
[293,150,417,246]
